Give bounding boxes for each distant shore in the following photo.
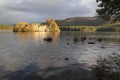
[60,25,120,32]
[0,24,120,32]
[0,26,120,32]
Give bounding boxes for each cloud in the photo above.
[0,0,97,24]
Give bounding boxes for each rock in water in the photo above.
[98,38,102,42]
[64,58,69,60]
[81,37,87,42]
[88,42,95,44]
[44,37,53,42]
[74,37,79,42]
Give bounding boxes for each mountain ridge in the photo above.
[55,17,105,26]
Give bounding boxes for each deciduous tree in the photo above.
[96,0,120,21]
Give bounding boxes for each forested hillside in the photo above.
[56,17,105,26]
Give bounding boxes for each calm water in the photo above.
[0,31,120,80]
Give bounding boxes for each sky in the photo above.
[0,0,98,24]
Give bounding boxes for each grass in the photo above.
[60,24,120,32]
[60,26,99,32]
[0,24,14,30]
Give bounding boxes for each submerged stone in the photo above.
[98,38,102,42]
[88,42,95,44]
[64,58,69,60]
[44,37,53,42]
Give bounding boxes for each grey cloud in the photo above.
[0,0,97,24]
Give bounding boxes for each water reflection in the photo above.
[15,32,60,44]
[0,32,120,80]
[1,63,94,80]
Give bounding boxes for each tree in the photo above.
[46,18,60,32]
[96,0,120,21]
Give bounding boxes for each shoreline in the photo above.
[0,30,120,33]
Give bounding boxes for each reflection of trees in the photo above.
[49,32,60,41]
[15,32,60,44]
[15,32,34,43]
[32,32,48,41]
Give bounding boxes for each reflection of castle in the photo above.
[13,18,60,32]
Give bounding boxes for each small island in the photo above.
[13,18,60,32]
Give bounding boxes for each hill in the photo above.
[56,17,105,26]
